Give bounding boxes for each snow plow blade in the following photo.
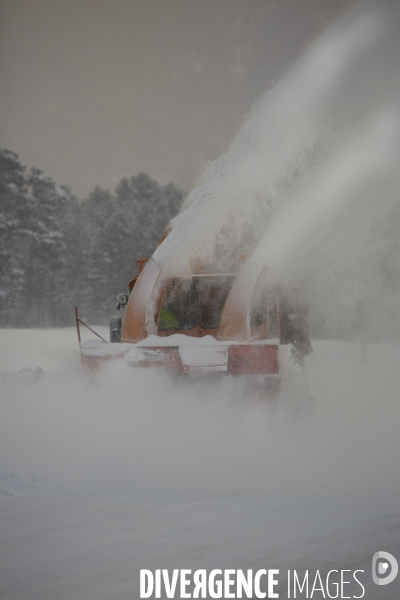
[129,342,279,374]
[80,339,279,375]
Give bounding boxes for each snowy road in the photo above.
[1,330,400,599]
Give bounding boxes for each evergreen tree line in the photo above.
[0,148,184,327]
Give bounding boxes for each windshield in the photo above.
[196,276,234,329]
[157,275,234,333]
[157,278,196,332]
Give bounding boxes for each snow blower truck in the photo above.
[76,233,312,401]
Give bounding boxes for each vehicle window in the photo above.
[158,278,196,332]
[197,276,234,329]
[250,285,277,338]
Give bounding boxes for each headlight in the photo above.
[195,280,206,293]
[180,280,192,293]
[116,293,129,307]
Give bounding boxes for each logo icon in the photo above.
[372,551,398,585]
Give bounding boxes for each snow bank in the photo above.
[0,367,43,386]
[135,334,279,346]
[0,471,45,496]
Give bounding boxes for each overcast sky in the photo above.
[0,0,362,198]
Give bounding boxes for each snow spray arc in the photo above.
[154,0,400,341]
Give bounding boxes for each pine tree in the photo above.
[0,148,30,324]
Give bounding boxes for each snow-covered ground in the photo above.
[1,328,400,599]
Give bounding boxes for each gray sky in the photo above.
[0,0,361,198]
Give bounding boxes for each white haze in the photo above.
[1,330,400,599]
[1,329,399,502]
[2,339,400,600]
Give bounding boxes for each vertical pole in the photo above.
[75,307,81,346]
[275,299,281,342]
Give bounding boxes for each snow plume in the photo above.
[154,1,400,337]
